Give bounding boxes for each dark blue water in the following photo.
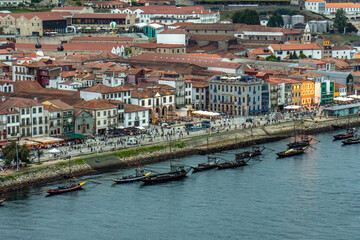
[1,131,360,240]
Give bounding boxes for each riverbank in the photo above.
[1,116,359,193]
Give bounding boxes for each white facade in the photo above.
[0,51,13,66]
[332,49,356,59]
[58,81,83,91]
[80,90,132,103]
[0,0,30,5]
[124,109,149,128]
[192,86,208,110]
[270,47,322,60]
[157,33,187,45]
[93,108,118,134]
[6,112,20,139]
[185,81,192,105]
[102,72,127,87]
[0,82,13,92]
[305,0,326,14]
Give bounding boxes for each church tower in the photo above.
[302,24,311,44]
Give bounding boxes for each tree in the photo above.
[232,9,260,25]
[273,8,298,16]
[266,55,279,62]
[2,142,30,167]
[267,14,284,28]
[346,22,358,33]
[75,1,82,6]
[299,53,308,59]
[334,9,347,33]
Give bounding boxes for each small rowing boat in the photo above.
[0,196,7,205]
[45,180,87,195]
[235,146,264,160]
[112,169,151,183]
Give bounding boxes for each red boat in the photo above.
[0,197,7,204]
[45,180,87,195]
[333,129,356,140]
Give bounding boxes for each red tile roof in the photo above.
[158,29,189,35]
[124,104,150,113]
[82,84,130,93]
[0,12,71,21]
[52,6,91,10]
[129,53,241,70]
[73,99,117,110]
[71,36,134,42]
[131,43,184,48]
[72,13,128,19]
[16,42,130,52]
[270,43,321,51]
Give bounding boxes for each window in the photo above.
[169,97,172,102]
[33,127,37,135]
[33,108,36,114]
[103,120,106,125]
[97,121,100,125]
[163,97,166,103]
[38,107,42,113]
[97,112,100,117]
[33,117,36,124]
[21,109,25,115]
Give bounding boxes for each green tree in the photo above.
[299,53,307,59]
[273,8,298,16]
[267,14,284,27]
[346,22,357,33]
[75,1,82,6]
[232,9,260,25]
[334,8,347,33]
[266,55,279,62]
[2,142,30,167]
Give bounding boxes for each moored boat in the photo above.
[287,136,312,148]
[192,156,219,172]
[342,137,360,145]
[217,160,247,169]
[333,128,356,140]
[0,196,7,205]
[235,146,264,160]
[45,180,87,195]
[112,168,151,183]
[277,146,307,158]
[141,165,190,184]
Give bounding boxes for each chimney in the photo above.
[33,97,38,102]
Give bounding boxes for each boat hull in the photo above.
[112,176,146,183]
[277,149,306,158]
[342,139,360,145]
[142,171,188,184]
[45,181,86,195]
[218,161,247,169]
[334,133,354,140]
[0,197,7,204]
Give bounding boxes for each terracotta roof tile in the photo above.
[73,98,117,110]
[82,84,130,93]
[124,104,150,113]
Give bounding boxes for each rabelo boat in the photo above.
[112,168,151,183]
[141,165,190,184]
[277,146,307,158]
[192,155,220,172]
[45,180,87,195]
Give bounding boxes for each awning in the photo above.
[284,105,301,110]
[64,133,87,139]
[334,97,354,101]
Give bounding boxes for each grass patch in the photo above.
[319,34,360,44]
[114,145,166,158]
[0,175,15,182]
[174,142,187,148]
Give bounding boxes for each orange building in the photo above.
[301,79,315,106]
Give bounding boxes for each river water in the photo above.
[1,131,360,240]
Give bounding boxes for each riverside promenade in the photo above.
[0,115,359,193]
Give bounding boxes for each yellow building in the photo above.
[301,79,315,106]
[291,81,302,106]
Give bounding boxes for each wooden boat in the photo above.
[45,180,87,195]
[342,137,360,145]
[277,146,307,158]
[235,146,264,160]
[287,136,312,148]
[0,196,7,205]
[333,128,356,140]
[218,160,247,169]
[142,165,190,184]
[192,156,219,172]
[112,168,151,183]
